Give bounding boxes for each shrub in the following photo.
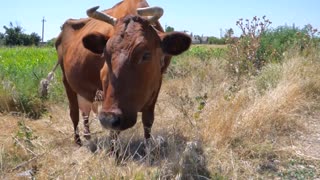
[183,45,226,61]
[208,37,226,45]
[2,22,41,46]
[227,16,320,77]
[227,16,272,76]
[255,63,282,94]
[45,38,57,47]
[258,25,320,63]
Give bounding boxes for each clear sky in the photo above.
[0,0,319,41]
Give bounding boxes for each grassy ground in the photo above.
[0,47,64,118]
[0,46,319,179]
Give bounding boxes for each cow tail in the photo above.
[39,60,60,98]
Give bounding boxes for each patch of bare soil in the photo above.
[294,111,320,160]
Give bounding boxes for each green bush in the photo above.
[226,16,272,76]
[45,38,57,47]
[208,37,226,45]
[182,45,226,61]
[255,63,282,94]
[258,26,300,63]
[227,16,320,77]
[258,25,320,63]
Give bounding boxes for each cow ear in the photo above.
[82,32,107,54]
[160,32,191,56]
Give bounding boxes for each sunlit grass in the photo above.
[0,47,64,117]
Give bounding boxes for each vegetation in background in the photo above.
[259,24,320,61]
[45,38,57,47]
[208,28,233,45]
[0,22,41,46]
[226,16,320,77]
[208,36,226,45]
[0,47,63,118]
[167,45,227,78]
[226,16,272,76]
[165,25,175,32]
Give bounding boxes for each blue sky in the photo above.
[0,0,319,41]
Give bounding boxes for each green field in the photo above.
[0,47,65,117]
[0,45,228,117]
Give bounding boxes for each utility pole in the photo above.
[41,17,46,43]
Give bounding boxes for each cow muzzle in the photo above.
[98,110,138,131]
[98,111,121,130]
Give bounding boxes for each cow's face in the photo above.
[83,9,191,131]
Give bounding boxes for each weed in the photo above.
[227,16,272,76]
[16,120,34,143]
[277,159,317,180]
[255,63,282,94]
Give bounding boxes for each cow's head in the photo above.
[82,6,191,131]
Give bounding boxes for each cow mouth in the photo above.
[98,112,121,130]
[98,111,137,131]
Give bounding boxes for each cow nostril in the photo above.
[99,112,121,130]
[111,116,121,127]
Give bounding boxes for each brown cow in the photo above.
[44,0,191,145]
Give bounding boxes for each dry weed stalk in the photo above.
[228,16,272,76]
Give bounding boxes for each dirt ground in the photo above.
[295,112,320,160]
[1,105,319,179]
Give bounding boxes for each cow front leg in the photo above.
[63,78,81,145]
[82,113,90,139]
[142,110,154,140]
[77,95,93,140]
[142,110,155,164]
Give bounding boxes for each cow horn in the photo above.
[87,6,117,26]
[136,6,164,23]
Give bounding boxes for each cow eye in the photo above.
[139,52,151,64]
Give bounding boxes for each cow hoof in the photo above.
[84,133,91,140]
[83,128,91,140]
[144,138,154,165]
[75,137,82,146]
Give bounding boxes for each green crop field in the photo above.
[0,47,64,117]
[0,45,227,118]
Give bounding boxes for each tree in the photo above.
[3,22,24,45]
[46,37,57,47]
[29,32,41,46]
[0,32,4,46]
[225,28,234,38]
[2,22,41,46]
[165,25,174,32]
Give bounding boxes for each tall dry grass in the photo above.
[159,50,320,178]
[200,55,320,178]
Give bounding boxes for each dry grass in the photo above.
[200,56,320,178]
[1,53,320,179]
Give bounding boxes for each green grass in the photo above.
[0,47,64,117]
[0,45,226,117]
[178,45,227,61]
